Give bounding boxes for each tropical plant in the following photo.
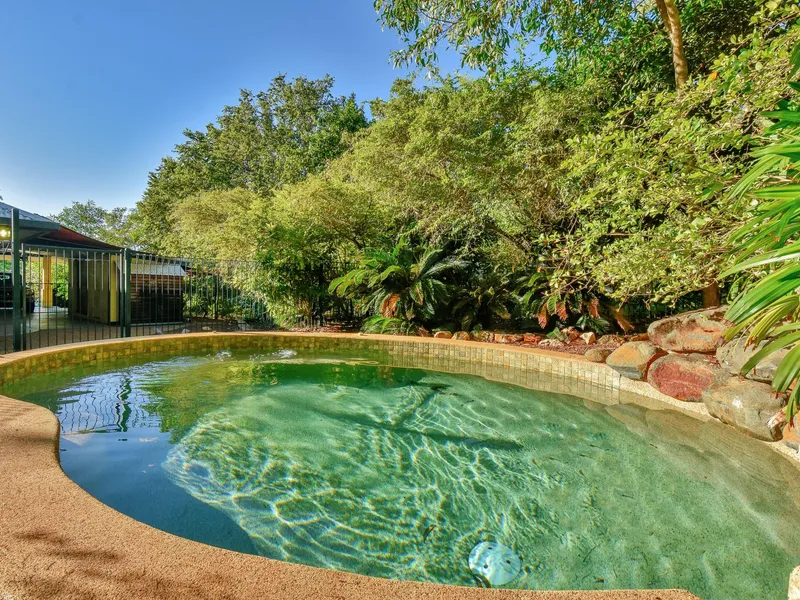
[329,243,467,333]
[449,266,515,332]
[722,40,800,428]
[516,273,619,333]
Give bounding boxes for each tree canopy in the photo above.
[137,74,369,252]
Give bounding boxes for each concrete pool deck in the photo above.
[0,332,741,599]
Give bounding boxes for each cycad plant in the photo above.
[723,42,800,428]
[329,242,466,334]
[450,266,514,332]
[515,273,620,333]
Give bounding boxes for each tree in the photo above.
[167,189,259,259]
[50,200,141,248]
[374,0,761,92]
[137,75,369,252]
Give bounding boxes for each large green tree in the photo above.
[375,0,762,94]
[137,75,369,252]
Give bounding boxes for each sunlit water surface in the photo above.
[7,348,800,600]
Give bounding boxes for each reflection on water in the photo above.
[7,348,800,599]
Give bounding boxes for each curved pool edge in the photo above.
[0,332,732,600]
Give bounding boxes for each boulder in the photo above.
[647,307,729,353]
[452,331,472,341]
[433,331,452,339]
[472,330,494,343]
[790,565,800,600]
[496,333,523,344]
[606,341,667,381]
[579,332,597,345]
[523,333,543,344]
[538,339,566,349]
[701,378,787,441]
[716,336,788,383]
[585,348,613,363]
[417,327,432,337]
[646,353,724,402]
[629,332,649,342]
[597,334,625,347]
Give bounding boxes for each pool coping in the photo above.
[0,331,737,600]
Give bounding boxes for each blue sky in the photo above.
[0,0,467,217]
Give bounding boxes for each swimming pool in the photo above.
[5,343,800,599]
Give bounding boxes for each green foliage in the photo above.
[137,75,369,252]
[167,189,258,259]
[375,0,761,96]
[449,265,515,332]
[330,242,466,332]
[553,10,798,304]
[50,200,142,248]
[723,40,800,426]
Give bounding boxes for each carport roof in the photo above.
[0,202,122,250]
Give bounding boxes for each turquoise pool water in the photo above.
[7,348,800,599]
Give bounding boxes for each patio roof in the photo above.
[0,202,122,250]
[29,226,123,250]
[0,202,61,241]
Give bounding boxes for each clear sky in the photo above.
[0,0,467,217]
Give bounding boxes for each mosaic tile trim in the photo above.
[0,333,624,405]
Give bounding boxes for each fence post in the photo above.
[122,248,132,338]
[11,209,22,352]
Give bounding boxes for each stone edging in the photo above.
[0,331,754,600]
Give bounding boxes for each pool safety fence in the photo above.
[2,209,363,353]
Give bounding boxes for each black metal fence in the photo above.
[2,210,364,354]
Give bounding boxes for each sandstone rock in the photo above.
[702,378,787,441]
[452,331,471,341]
[561,327,581,342]
[606,341,667,381]
[433,331,452,339]
[768,409,787,434]
[647,307,729,353]
[597,334,625,347]
[782,414,800,451]
[472,330,494,343]
[585,348,613,363]
[538,339,566,349]
[716,336,788,383]
[789,565,800,600]
[629,332,649,342]
[496,333,523,344]
[523,333,543,344]
[417,327,432,337]
[646,353,724,402]
[579,332,596,345]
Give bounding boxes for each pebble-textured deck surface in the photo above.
[0,333,705,600]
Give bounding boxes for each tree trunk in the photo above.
[654,0,689,88]
[702,282,720,308]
